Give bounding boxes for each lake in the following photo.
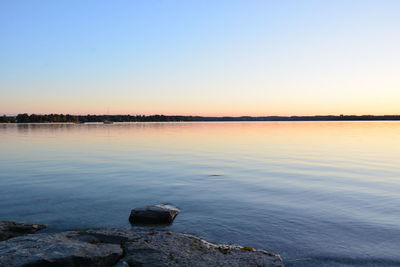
[0,122,399,266]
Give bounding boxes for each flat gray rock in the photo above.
[0,221,46,241]
[0,227,283,266]
[129,204,180,225]
[84,228,284,267]
[0,231,123,267]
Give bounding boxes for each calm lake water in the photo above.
[1,122,400,266]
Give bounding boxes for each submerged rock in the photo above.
[0,221,46,241]
[129,204,180,225]
[0,231,123,267]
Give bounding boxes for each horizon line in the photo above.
[3,113,400,117]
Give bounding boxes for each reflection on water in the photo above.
[1,122,400,266]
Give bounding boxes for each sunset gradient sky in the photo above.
[1,0,399,116]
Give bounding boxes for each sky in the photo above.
[1,0,399,116]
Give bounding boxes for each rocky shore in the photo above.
[0,206,284,266]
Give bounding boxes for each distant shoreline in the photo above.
[1,114,400,123]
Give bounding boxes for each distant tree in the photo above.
[16,113,30,123]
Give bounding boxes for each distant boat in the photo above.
[103,120,113,124]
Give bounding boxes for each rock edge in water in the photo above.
[0,221,46,241]
[129,204,180,225]
[0,222,284,267]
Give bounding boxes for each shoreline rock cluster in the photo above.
[0,205,284,266]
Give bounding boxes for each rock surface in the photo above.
[0,228,283,267]
[129,204,180,225]
[81,228,284,267]
[0,221,46,241]
[0,231,123,267]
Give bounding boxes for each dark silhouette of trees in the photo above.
[0,115,16,123]
[4,113,400,123]
[16,113,30,123]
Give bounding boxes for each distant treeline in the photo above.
[1,114,400,123]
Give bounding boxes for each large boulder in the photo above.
[129,204,180,225]
[0,221,46,241]
[83,228,284,267]
[0,231,123,267]
[0,227,284,266]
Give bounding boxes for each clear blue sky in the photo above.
[1,0,399,115]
